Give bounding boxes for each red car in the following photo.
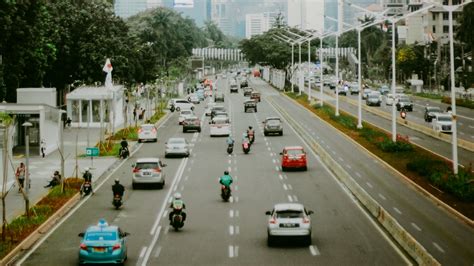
[280,146,307,171]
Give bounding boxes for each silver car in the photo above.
[132,158,166,189]
[165,137,190,158]
[265,203,313,246]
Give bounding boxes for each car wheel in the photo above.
[302,166,308,171]
[282,166,287,172]
[255,108,258,112]
[176,107,181,112]
[154,138,157,142]
[158,182,164,189]
[267,235,274,247]
[264,132,268,136]
[279,131,283,136]
[132,183,137,189]
[305,235,312,246]
[198,128,201,132]
[138,139,142,143]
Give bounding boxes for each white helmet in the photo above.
[84,167,90,172]
[174,193,182,200]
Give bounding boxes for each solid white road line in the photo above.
[141,226,162,266]
[309,245,320,256]
[162,210,168,219]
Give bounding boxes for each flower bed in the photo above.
[286,92,474,219]
[0,178,82,259]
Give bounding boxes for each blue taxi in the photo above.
[78,219,129,264]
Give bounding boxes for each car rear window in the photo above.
[136,162,159,169]
[286,149,304,156]
[141,125,155,131]
[213,119,228,125]
[85,232,117,241]
[276,210,304,218]
[169,138,185,144]
[267,120,280,125]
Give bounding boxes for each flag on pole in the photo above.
[103,58,113,88]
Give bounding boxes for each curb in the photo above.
[1,111,171,264]
[1,193,80,265]
[271,94,440,265]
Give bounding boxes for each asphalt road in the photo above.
[311,85,474,168]
[17,77,408,266]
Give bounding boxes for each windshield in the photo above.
[267,120,280,125]
[276,210,304,218]
[169,138,185,144]
[213,119,228,125]
[136,162,159,169]
[438,116,452,122]
[428,107,441,113]
[286,149,303,156]
[85,232,117,241]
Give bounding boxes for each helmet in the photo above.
[174,193,182,200]
[84,167,90,172]
[224,170,229,175]
[114,178,120,184]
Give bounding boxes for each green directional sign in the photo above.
[86,147,99,157]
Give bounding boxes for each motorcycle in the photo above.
[112,194,122,209]
[171,207,185,231]
[81,181,92,197]
[242,142,250,154]
[119,147,129,159]
[221,185,232,201]
[227,143,233,154]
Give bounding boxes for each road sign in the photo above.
[86,147,99,157]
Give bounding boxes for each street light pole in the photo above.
[291,43,295,93]
[59,110,66,192]
[22,122,32,217]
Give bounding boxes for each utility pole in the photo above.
[1,120,9,240]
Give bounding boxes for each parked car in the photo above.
[214,93,225,102]
[182,116,201,133]
[138,124,158,143]
[244,99,258,113]
[78,219,129,264]
[366,93,382,106]
[165,137,190,158]
[209,117,231,137]
[265,203,313,246]
[424,106,442,122]
[432,113,453,133]
[396,97,413,111]
[131,157,167,189]
[243,87,253,97]
[250,91,261,102]
[263,117,283,136]
[178,109,194,125]
[280,146,307,171]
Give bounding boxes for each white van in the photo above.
[170,99,194,112]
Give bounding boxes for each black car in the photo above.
[424,106,442,122]
[244,100,257,112]
[263,117,283,136]
[240,79,248,88]
[230,84,238,93]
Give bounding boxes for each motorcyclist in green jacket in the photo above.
[219,170,233,188]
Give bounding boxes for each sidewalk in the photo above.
[2,99,153,223]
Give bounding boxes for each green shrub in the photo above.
[415,92,443,100]
[406,158,449,177]
[441,96,474,109]
[376,139,413,152]
[441,171,474,202]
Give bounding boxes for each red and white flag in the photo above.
[103,58,113,73]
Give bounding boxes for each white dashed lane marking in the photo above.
[393,207,402,215]
[278,174,283,180]
[411,222,421,231]
[433,242,445,253]
[287,195,293,202]
[355,172,361,178]
[283,184,288,190]
[309,245,320,256]
[366,182,373,189]
[378,193,386,200]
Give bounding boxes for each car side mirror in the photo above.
[307,210,314,215]
[265,211,271,215]
[78,232,85,237]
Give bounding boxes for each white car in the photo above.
[385,93,395,105]
[138,124,158,143]
[170,99,194,112]
[132,158,166,189]
[209,117,231,137]
[205,102,216,116]
[165,137,190,158]
[265,203,313,246]
[432,113,453,133]
[178,110,194,125]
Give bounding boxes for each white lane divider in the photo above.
[275,166,279,171]
[235,185,238,191]
[278,174,283,180]
[228,245,239,258]
[338,157,344,162]
[287,195,293,202]
[229,225,234,235]
[378,193,386,200]
[283,184,288,190]
[154,246,162,258]
[366,182,373,189]
[393,207,402,215]
[272,159,276,164]
[411,222,421,231]
[228,159,231,164]
[267,147,271,151]
[230,210,234,218]
[142,226,162,265]
[162,210,168,219]
[139,246,147,260]
[433,242,445,253]
[309,245,320,256]
[346,164,352,169]
[229,197,234,203]
[355,172,362,178]
[332,151,336,155]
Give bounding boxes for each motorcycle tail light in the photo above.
[112,243,121,251]
[80,243,88,250]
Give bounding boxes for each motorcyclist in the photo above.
[246,126,255,143]
[112,178,125,198]
[81,167,93,195]
[226,135,235,146]
[169,192,186,224]
[119,138,129,158]
[219,170,233,189]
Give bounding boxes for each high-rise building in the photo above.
[161,0,211,26]
[245,12,281,39]
[114,0,162,18]
[287,0,324,32]
[324,0,379,32]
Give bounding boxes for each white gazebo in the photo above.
[66,85,125,131]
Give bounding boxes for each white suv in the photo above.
[170,99,194,112]
[132,158,167,189]
[432,113,453,133]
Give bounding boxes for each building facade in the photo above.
[288,0,324,32]
[245,12,280,39]
[114,0,162,18]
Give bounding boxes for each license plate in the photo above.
[143,172,151,175]
[93,247,105,252]
[280,223,297,228]
[173,147,179,149]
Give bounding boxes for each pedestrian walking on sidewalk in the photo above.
[133,107,137,121]
[15,162,26,192]
[40,139,46,158]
